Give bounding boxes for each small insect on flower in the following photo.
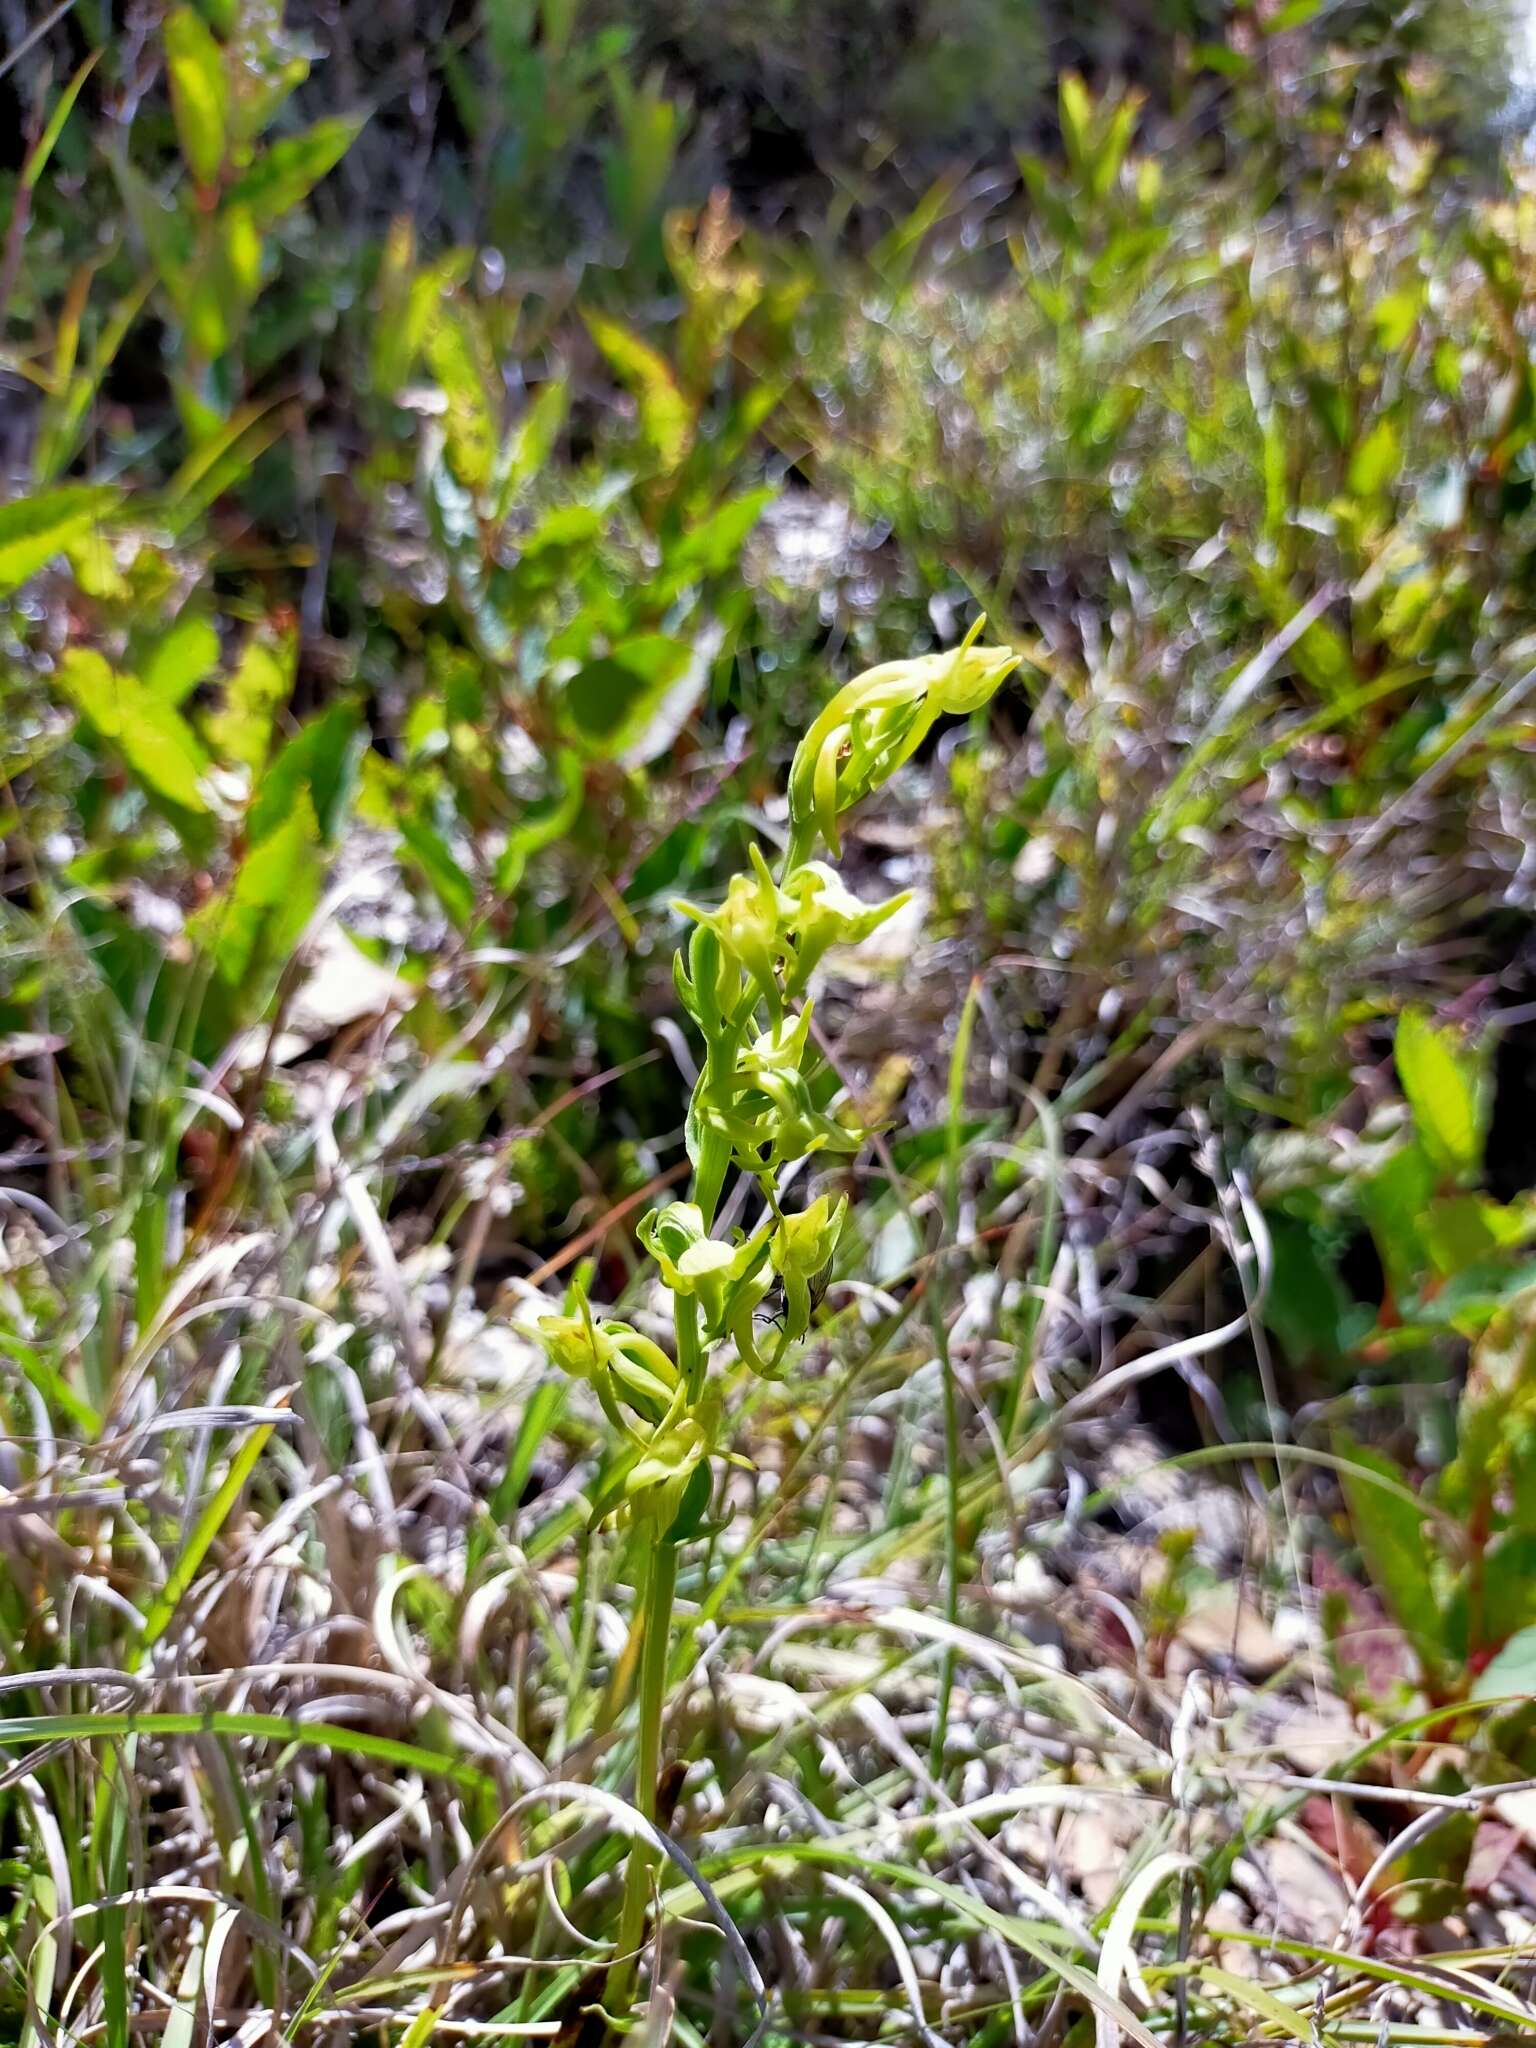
[760,1254,833,1329]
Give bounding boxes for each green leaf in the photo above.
[1475,1534,1536,1653]
[225,116,364,226]
[141,613,221,705]
[561,634,699,763]
[372,228,473,398]
[1396,1007,1486,1179]
[494,377,570,518]
[1420,1194,1535,1280]
[1263,0,1323,29]
[185,201,262,359]
[0,485,117,594]
[1246,559,1355,701]
[164,4,229,189]
[58,649,214,819]
[585,311,694,473]
[664,486,774,582]
[1262,1214,1359,1368]
[21,51,100,194]
[1358,1138,1436,1300]
[496,747,584,892]
[1058,72,1094,179]
[1335,1432,1449,1682]
[1388,1767,1474,1919]
[204,629,293,770]
[189,793,320,992]
[427,302,499,492]
[1472,1623,1536,1702]
[399,813,476,929]
[0,1711,489,1797]
[1348,415,1401,501]
[1371,286,1423,352]
[249,700,361,846]
[141,1414,279,1645]
[1191,42,1253,78]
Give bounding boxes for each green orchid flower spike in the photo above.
[521,618,1018,2018]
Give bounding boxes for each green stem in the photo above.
[607,1535,678,2015]
[929,1301,962,1781]
[929,976,979,1779]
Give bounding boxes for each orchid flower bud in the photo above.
[786,617,1019,863]
[673,843,795,1021]
[673,923,744,1034]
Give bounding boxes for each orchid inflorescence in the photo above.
[527,618,1019,1533]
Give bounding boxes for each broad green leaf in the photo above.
[1263,0,1323,29]
[185,201,262,360]
[398,813,476,929]
[1087,93,1142,201]
[227,45,309,149]
[1191,42,1253,77]
[603,69,681,244]
[561,634,698,763]
[372,225,473,397]
[190,793,320,992]
[165,5,229,189]
[225,116,364,226]
[1472,1534,1536,1654]
[1347,415,1401,501]
[427,302,499,492]
[1472,1623,1536,1702]
[1262,1214,1360,1368]
[585,311,694,473]
[495,377,570,518]
[664,486,774,581]
[114,157,194,308]
[57,649,214,819]
[1395,1006,1486,1178]
[249,700,361,846]
[1358,1138,1436,1300]
[521,503,604,556]
[1421,1254,1536,1339]
[0,485,117,594]
[1058,72,1094,181]
[204,629,293,770]
[141,613,221,705]
[1335,1432,1449,1682]
[1420,1193,1534,1280]
[1372,285,1423,352]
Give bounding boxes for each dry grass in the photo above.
[4,883,1535,2048]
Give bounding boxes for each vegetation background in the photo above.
[7,0,1536,2042]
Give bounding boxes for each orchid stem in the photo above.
[607,1534,678,2016]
